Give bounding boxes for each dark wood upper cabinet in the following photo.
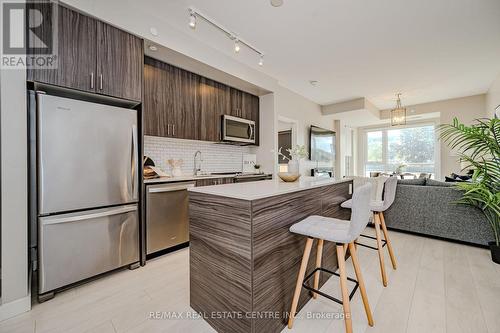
[229,88,259,122]
[27,5,97,93]
[170,67,200,140]
[229,88,243,118]
[143,56,260,145]
[96,21,143,102]
[27,5,143,102]
[248,94,260,146]
[143,58,199,140]
[143,61,170,137]
[199,77,230,142]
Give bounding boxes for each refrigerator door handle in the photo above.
[40,205,138,225]
[131,125,139,200]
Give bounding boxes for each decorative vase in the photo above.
[288,159,299,175]
[172,166,183,177]
[489,242,500,265]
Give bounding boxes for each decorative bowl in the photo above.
[278,172,300,182]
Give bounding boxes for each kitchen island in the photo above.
[188,177,353,333]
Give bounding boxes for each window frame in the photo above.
[361,120,441,179]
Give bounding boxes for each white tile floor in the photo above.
[2,229,500,333]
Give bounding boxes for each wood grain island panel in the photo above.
[189,179,352,333]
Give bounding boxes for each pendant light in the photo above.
[391,93,407,126]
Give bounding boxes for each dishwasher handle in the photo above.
[148,183,195,193]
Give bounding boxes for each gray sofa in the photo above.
[383,178,493,246]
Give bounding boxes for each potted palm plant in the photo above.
[439,117,500,263]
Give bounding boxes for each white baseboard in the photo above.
[0,295,31,322]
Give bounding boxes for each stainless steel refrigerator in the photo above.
[31,92,140,296]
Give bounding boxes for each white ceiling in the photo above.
[137,0,500,109]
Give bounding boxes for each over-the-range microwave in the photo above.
[221,115,256,144]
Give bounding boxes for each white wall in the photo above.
[486,74,500,118]
[274,86,335,176]
[0,50,30,319]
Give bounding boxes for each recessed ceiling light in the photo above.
[148,45,158,51]
[309,80,319,87]
[270,0,284,7]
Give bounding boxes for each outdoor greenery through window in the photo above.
[365,124,436,177]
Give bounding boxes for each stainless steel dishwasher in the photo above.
[146,181,195,255]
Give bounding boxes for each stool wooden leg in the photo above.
[348,242,374,327]
[374,212,388,287]
[313,239,324,299]
[336,244,353,333]
[379,212,397,269]
[288,237,314,329]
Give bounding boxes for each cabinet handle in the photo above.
[172,124,175,136]
[90,72,94,89]
[167,124,170,136]
[99,74,103,90]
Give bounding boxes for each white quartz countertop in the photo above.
[188,177,352,201]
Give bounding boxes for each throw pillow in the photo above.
[425,179,454,187]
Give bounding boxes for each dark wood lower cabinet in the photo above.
[195,177,234,187]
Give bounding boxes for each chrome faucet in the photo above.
[194,150,203,175]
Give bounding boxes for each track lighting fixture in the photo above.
[188,7,265,66]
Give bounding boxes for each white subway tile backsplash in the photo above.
[144,136,252,176]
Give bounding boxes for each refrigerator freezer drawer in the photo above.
[38,205,139,293]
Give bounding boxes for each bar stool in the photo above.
[341,177,398,287]
[287,184,374,333]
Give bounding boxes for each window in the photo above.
[364,124,437,178]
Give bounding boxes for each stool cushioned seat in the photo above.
[290,215,353,243]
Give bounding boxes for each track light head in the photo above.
[234,40,240,53]
[258,55,264,66]
[189,13,196,29]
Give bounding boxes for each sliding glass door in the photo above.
[364,124,437,178]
